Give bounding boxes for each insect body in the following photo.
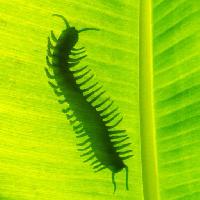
[46,14,133,192]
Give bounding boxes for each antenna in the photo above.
[52,14,70,28]
[78,28,100,33]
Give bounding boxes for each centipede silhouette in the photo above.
[45,14,133,192]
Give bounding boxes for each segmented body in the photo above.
[45,15,133,191]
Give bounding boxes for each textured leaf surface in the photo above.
[1,0,199,199]
[0,0,142,199]
[153,0,200,199]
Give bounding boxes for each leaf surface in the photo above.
[153,0,200,199]
[0,0,141,199]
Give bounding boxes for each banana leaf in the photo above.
[0,0,199,199]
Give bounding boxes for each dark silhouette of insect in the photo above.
[45,14,133,192]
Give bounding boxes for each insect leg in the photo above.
[118,150,133,155]
[84,86,103,99]
[82,82,99,93]
[78,74,94,86]
[121,155,133,160]
[101,107,119,119]
[104,113,120,124]
[47,47,53,57]
[94,166,106,172]
[83,154,95,163]
[51,30,57,42]
[76,133,87,138]
[125,165,129,190]
[111,135,128,140]
[45,67,55,79]
[93,163,102,169]
[107,117,123,129]
[68,62,80,68]
[48,37,55,49]
[112,137,129,146]
[74,69,91,80]
[80,149,93,157]
[75,128,85,135]
[46,56,55,68]
[69,55,87,62]
[66,112,73,120]
[54,89,63,97]
[94,97,110,109]
[115,143,131,151]
[89,91,106,104]
[62,107,70,113]
[112,172,117,193]
[71,65,88,74]
[48,81,58,89]
[78,138,90,146]
[98,100,114,114]
[78,144,91,151]
[72,47,85,51]
[90,160,99,166]
[58,99,67,104]
[108,130,126,135]
[70,50,86,56]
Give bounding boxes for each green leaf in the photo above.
[0,0,142,199]
[1,0,199,199]
[139,0,160,200]
[138,0,199,200]
[152,0,200,199]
